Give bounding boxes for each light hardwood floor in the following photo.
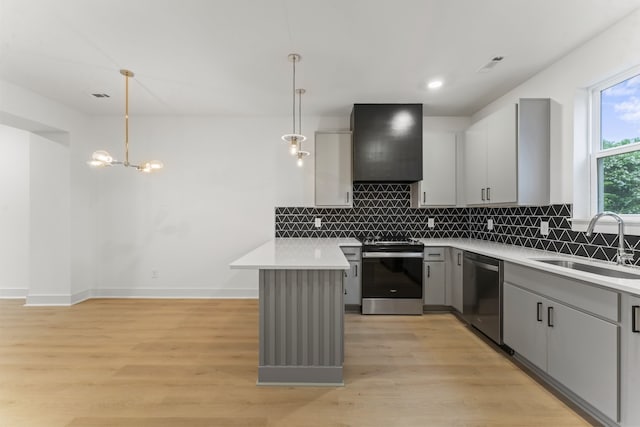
[0,299,593,427]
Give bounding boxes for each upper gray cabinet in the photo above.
[464,98,558,206]
[315,131,353,207]
[410,131,457,207]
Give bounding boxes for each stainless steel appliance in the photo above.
[463,251,503,344]
[360,235,424,315]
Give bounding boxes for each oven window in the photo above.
[362,258,423,298]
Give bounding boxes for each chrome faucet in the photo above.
[586,212,634,265]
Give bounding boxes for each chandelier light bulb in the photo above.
[92,150,113,164]
[290,140,298,155]
[297,156,304,167]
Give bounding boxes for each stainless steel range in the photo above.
[359,235,424,315]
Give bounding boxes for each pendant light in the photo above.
[281,53,306,156]
[87,69,164,173]
[295,88,309,167]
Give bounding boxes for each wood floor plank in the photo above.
[0,299,593,427]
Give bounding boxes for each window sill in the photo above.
[571,217,640,236]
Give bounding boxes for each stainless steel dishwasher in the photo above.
[463,252,503,344]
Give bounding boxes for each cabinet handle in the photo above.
[344,271,347,278]
[487,187,491,201]
[481,188,485,201]
[346,192,350,203]
[547,306,554,327]
[354,264,358,277]
[633,305,640,333]
[536,302,543,322]
[423,192,426,203]
[344,288,347,295]
[427,265,431,277]
[457,253,461,266]
[390,289,397,293]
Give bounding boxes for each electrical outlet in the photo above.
[540,221,549,236]
[427,218,435,228]
[315,217,322,228]
[151,270,159,279]
[487,219,494,230]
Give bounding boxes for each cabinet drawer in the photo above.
[423,247,445,261]
[504,262,619,322]
[340,246,361,261]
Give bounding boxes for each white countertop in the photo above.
[230,237,640,295]
[420,238,640,296]
[229,238,360,270]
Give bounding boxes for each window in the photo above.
[591,70,640,215]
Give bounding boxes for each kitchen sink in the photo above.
[533,259,640,279]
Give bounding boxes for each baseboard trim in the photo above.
[25,294,74,306]
[0,288,28,299]
[91,288,258,299]
[71,289,92,305]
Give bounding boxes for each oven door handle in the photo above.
[363,252,424,258]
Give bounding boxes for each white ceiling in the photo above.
[1,0,640,117]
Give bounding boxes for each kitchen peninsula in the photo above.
[230,238,359,385]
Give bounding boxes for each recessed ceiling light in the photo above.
[427,80,443,89]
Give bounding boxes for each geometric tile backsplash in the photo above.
[275,183,640,265]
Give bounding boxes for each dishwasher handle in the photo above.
[465,259,499,272]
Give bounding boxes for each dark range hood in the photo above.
[351,103,423,183]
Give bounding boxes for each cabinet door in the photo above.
[547,301,618,422]
[424,261,446,305]
[503,283,547,371]
[449,249,463,312]
[620,294,640,426]
[420,131,456,206]
[344,261,361,306]
[464,119,488,205]
[315,132,352,207]
[486,104,517,204]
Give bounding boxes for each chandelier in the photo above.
[87,69,164,173]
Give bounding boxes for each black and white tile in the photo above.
[275,185,640,264]
[276,184,468,239]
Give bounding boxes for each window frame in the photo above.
[589,67,640,218]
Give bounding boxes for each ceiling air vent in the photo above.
[477,56,505,73]
[91,93,110,98]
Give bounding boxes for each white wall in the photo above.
[88,115,347,297]
[0,79,95,304]
[0,125,30,297]
[471,9,640,206]
[27,133,71,305]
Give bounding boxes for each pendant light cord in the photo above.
[124,72,130,166]
[298,88,302,148]
[292,56,297,135]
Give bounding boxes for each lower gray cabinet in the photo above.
[424,248,446,305]
[503,281,618,422]
[447,248,463,312]
[343,261,361,306]
[341,246,361,307]
[503,283,547,370]
[621,293,640,426]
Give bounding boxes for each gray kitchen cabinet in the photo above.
[410,131,456,207]
[315,131,352,207]
[503,263,619,423]
[464,99,557,206]
[423,248,446,305]
[447,248,464,312]
[621,293,640,427]
[546,299,618,422]
[503,283,547,371]
[340,246,361,308]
